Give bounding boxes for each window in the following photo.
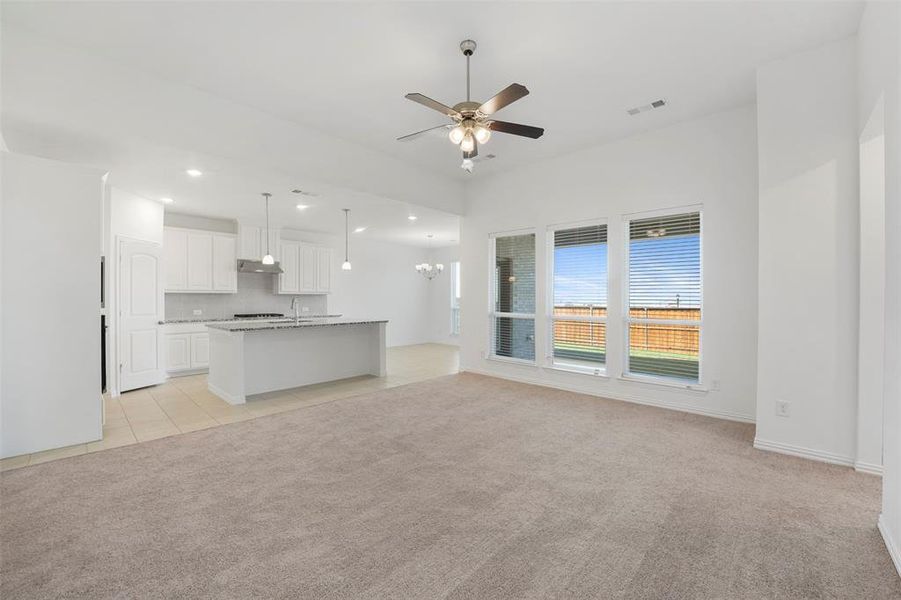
[626,211,701,382]
[450,261,461,336]
[550,223,607,371]
[490,232,536,361]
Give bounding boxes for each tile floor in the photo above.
[1,343,459,471]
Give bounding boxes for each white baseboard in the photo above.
[207,382,245,406]
[753,437,854,467]
[879,514,901,578]
[461,367,755,424]
[854,460,884,476]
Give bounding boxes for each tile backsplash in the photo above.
[164,273,328,320]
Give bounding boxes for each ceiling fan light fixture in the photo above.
[448,125,466,144]
[460,132,475,153]
[474,124,491,144]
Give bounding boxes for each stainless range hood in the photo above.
[237,259,283,274]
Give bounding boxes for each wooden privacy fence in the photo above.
[552,306,700,356]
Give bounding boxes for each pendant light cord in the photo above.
[344,209,349,262]
[263,192,272,257]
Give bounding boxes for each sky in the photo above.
[554,236,701,308]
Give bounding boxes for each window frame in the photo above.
[488,229,537,365]
[545,218,609,376]
[622,205,704,387]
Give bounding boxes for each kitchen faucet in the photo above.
[291,297,301,324]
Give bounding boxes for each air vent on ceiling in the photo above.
[627,99,666,116]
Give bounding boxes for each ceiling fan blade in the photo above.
[404,93,461,118]
[478,83,529,115]
[396,124,451,142]
[487,120,544,139]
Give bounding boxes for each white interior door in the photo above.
[119,239,165,391]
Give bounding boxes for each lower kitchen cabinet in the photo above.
[163,324,214,375]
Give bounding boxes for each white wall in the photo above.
[1,152,104,457]
[858,101,885,474]
[858,0,901,577]
[273,229,434,348]
[427,246,460,346]
[755,37,860,465]
[460,106,759,422]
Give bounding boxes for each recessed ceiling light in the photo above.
[354,226,367,233]
[408,215,418,221]
[185,169,202,177]
[160,197,174,204]
[296,204,309,210]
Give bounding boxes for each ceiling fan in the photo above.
[398,39,544,168]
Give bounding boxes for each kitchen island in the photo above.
[206,318,387,405]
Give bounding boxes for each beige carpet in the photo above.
[2,373,899,599]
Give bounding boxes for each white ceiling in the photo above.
[1,1,863,177]
[1,1,863,245]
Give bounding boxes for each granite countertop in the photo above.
[206,318,388,332]
[159,314,342,325]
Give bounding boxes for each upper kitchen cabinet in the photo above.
[237,223,280,262]
[164,227,237,293]
[276,240,332,295]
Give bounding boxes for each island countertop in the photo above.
[206,318,388,333]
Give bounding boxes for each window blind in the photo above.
[551,224,607,368]
[491,233,535,361]
[627,211,701,382]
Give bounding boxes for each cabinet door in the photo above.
[164,228,188,291]
[190,333,210,368]
[300,245,317,292]
[238,224,262,260]
[278,242,299,294]
[187,232,213,290]
[316,246,332,293]
[212,235,237,292]
[165,334,191,371]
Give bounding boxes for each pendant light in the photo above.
[341,208,352,271]
[261,192,275,265]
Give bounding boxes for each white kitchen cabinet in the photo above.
[276,241,332,295]
[190,333,210,368]
[316,247,332,293]
[164,228,188,290]
[300,244,317,292]
[212,235,237,291]
[164,227,237,293]
[238,223,280,262]
[163,324,213,374]
[278,241,300,294]
[187,232,213,290]
[164,333,191,372]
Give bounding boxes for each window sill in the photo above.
[486,355,538,368]
[545,363,609,378]
[618,373,708,393]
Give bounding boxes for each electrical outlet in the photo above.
[775,400,790,417]
[193,309,202,316]
[302,306,310,313]
[711,379,721,391]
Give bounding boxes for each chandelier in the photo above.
[415,235,444,280]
